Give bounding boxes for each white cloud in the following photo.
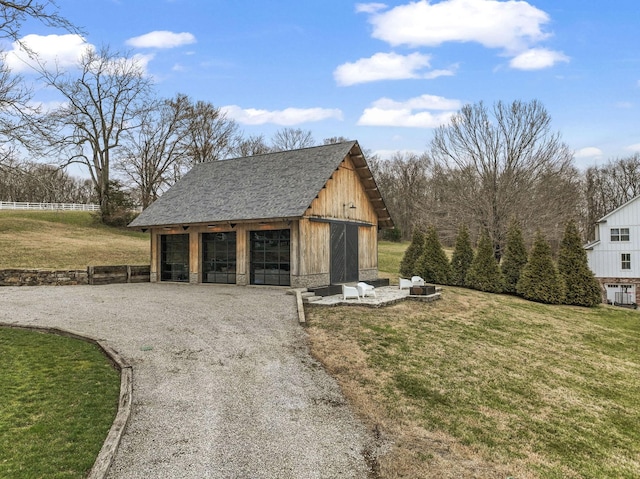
[357,94,461,128]
[222,105,343,126]
[334,52,435,86]
[355,3,387,14]
[126,31,196,49]
[424,68,456,79]
[626,143,640,152]
[358,0,567,69]
[365,0,550,52]
[373,94,462,111]
[509,48,569,70]
[574,147,603,158]
[4,34,93,73]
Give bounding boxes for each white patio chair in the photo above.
[342,284,361,301]
[357,282,376,298]
[399,277,412,289]
[411,276,425,286]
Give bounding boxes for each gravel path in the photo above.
[0,283,377,478]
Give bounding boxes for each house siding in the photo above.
[586,196,640,305]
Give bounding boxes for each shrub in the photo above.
[465,229,504,293]
[517,231,565,304]
[399,229,425,277]
[558,220,602,307]
[416,226,450,284]
[383,227,402,242]
[501,220,528,294]
[450,225,474,286]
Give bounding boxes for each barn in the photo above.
[128,141,394,288]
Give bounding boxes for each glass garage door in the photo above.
[160,234,189,282]
[250,229,290,286]
[202,232,236,284]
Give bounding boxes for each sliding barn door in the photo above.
[330,223,359,284]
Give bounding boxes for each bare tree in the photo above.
[116,94,192,208]
[0,156,95,203]
[323,136,351,145]
[431,100,578,259]
[181,99,240,163]
[30,46,154,220]
[0,1,78,42]
[270,128,315,151]
[369,152,433,240]
[233,134,271,157]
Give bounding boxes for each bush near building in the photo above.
[517,231,565,304]
[465,229,504,293]
[416,225,450,285]
[558,220,602,307]
[450,225,474,286]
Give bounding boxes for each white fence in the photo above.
[0,201,100,211]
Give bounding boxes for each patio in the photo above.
[302,285,441,307]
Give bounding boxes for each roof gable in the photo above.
[129,141,393,228]
[597,195,640,223]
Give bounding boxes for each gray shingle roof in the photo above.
[130,141,391,228]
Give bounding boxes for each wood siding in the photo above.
[305,155,378,224]
[301,154,378,277]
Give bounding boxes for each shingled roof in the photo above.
[128,140,394,229]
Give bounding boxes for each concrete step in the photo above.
[302,295,322,303]
[287,288,308,296]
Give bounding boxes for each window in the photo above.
[611,228,630,242]
[621,253,631,270]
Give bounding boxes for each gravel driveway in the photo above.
[0,283,377,478]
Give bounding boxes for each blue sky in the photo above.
[4,0,640,170]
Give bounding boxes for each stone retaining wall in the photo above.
[0,268,88,286]
[0,265,150,287]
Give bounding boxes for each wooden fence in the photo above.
[0,201,100,211]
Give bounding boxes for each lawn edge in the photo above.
[0,322,132,479]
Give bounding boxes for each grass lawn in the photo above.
[307,291,640,478]
[306,242,640,478]
[0,327,120,479]
[0,210,149,269]
[378,240,408,282]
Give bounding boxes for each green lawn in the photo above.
[378,240,408,282]
[0,210,149,269]
[308,242,640,478]
[0,327,120,479]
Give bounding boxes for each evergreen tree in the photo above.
[416,226,450,284]
[450,225,474,286]
[558,220,602,307]
[465,229,504,293]
[399,229,425,277]
[517,231,565,304]
[501,220,529,294]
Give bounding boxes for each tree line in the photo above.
[400,220,601,307]
[373,102,640,249]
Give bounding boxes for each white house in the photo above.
[585,196,640,305]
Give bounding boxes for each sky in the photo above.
[3,0,640,171]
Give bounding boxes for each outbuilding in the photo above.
[128,141,393,288]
